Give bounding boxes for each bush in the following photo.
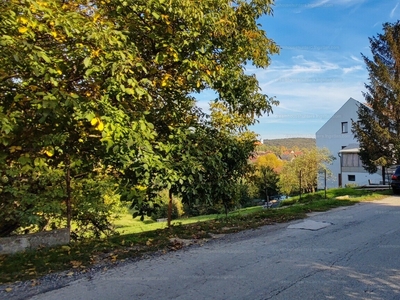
[150,190,184,221]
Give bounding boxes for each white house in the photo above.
[316,97,381,189]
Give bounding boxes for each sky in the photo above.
[197,0,400,141]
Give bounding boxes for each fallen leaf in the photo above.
[70,260,82,268]
[66,272,74,276]
[31,280,40,287]
[5,288,12,292]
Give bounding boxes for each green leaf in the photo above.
[83,57,92,68]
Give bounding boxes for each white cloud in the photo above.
[307,0,366,9]
[350,55,363,63]
[390,2,399,18]
[308,0,330,8]
[343,65,363,74]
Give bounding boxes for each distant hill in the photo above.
[262,138,316,150]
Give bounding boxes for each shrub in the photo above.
[150,190,184,221]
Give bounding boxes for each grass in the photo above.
[0,187,392,286]
[114,206,263,234]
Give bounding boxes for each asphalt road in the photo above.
[29,196,400,300]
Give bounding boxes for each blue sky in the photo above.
[197,0,400,140]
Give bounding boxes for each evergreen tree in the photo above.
[353,21,400,184]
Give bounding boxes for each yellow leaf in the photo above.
[56,69,62,75]
[18,17,29,24]
[5,288,12,292]
[91,49,101,57]
[91,117,99,126]
[44,147,54,157]
[51,31,57,38]
[95,121,104,131]
[66,272,74,276]
[93,13,100,22]
[18,27,28,34]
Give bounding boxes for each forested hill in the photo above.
[262,138,316,149]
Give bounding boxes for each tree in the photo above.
[279,148,334,195]
[352,21,400,184]
[0,0,279,235]
[254,166,279,205]
[254,152,283,172]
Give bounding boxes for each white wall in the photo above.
[316,98,361,189]
[341,171,382,187]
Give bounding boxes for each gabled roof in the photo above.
[339,143,360,153]
[316,97,365,135]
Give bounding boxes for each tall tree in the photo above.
[353,21,400,184]
[0,0,279,235]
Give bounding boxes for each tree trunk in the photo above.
[66,155,72,229]
[167,189,172,227]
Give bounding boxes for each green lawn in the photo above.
[114,206,263,235]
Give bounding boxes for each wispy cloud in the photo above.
[307,0,366,9]
[309,0,330,8]
[390,2,399,18]
[343,65,363,74]
[350,55,363,63]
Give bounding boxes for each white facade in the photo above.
[339,144,381,187]
[316,98,380,189]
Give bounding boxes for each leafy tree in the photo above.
[254,152,283,172]
[279,148,334,195]
[352,21,400,184]
[254,166,280,205]
[0,0,279,235]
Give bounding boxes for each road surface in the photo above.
[18,197,400,299]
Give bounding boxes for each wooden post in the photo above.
[299,170,302,200]
[324,169,327,199]
[382,166,386,185]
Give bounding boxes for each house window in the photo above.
[348,175,356,181]
[342,153,362,167]
[341,122,348,133]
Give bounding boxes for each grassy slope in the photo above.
[0,188,392,285]
[114,206,263,235]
